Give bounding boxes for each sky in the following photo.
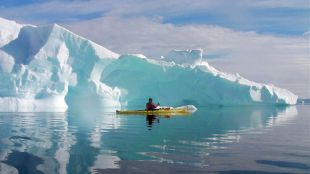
[0,0,309,98]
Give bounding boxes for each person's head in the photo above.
[149,98,153,102]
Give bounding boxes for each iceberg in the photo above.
[0,18,298,112]
[0,18,120,112]
[163,49,203,66]
[101,54,297,107]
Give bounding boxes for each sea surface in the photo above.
[0,105,309,174]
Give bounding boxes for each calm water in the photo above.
[0,105,309,174]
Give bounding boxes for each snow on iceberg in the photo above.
[163,49,203,66]
[0,18,298,112]
[0,17,24,47]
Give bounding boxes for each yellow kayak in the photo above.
[116,108,191,115]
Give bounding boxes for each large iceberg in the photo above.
[0,18,298,112]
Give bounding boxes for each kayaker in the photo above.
[146,98,160,110]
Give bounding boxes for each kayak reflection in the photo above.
[146,115,158,129]
[146,115,173,129]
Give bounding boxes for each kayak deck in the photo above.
[116,108,190,115]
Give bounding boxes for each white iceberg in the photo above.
[0,17,298,112]
[0,17,24,47]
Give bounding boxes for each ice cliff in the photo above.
[0,18,298,112]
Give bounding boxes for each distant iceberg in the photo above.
[0,18,298,112]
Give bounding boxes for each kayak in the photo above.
[116,108,191,115]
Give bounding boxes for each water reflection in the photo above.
[0,106,303,174]
[146,115,160,129]
[0,112,73,174]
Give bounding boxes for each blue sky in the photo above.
[0,0,309,35]
[163,7,309,35]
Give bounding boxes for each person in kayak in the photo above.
[146,98,160,110]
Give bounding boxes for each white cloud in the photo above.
[63,16,309,98]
